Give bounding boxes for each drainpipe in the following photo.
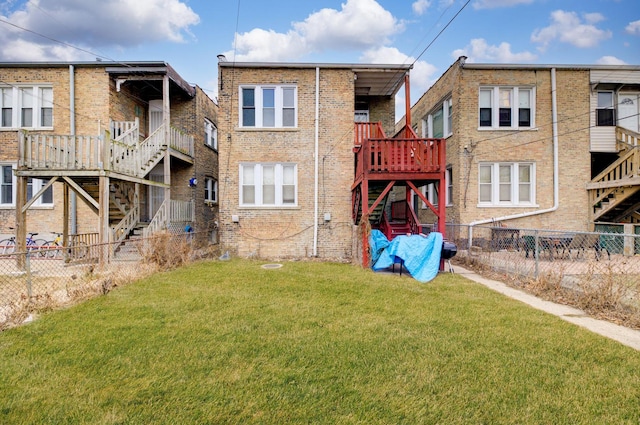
[69,65,77,234]
[467,67,559,246]
[313,67,319,257]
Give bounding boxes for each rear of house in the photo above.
[217,62,407,260]
[406,57,640,233]
[1,61,219,254]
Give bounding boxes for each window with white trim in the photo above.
[205,118,217,149]
[204,177,217,203]
[422,98,453,138]
[422,168,453,208]
[479,87,534,129]
[240,163,297,206]
[240,85,297,128]
[0,164,53,206]
[478,162,534,206]
[0,85,53,129]
[596,91,615,126]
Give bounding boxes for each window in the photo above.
[205,177,217,203]
[479,87,534,129]
[0,85,54,129]
[1,165,13,205]
[1,88,13,127]
[478,163,534,206]
[205,119,217,149]
[240,163,297,206]
[0,165,53,206]
[596,91,615,126]
[423,98,453,138]
[422,168,453,208]
[239,85,297,128]
[27,178,53,206]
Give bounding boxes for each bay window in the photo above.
[422,98,452,138]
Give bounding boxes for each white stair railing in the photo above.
[143,199,169,239]
[111,204,140,255]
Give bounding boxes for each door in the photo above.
[148,165,164,220]
[618,93,639,133]
[149,99,163,134]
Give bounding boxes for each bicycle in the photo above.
[0,228,48,256]
[42,232,89,260]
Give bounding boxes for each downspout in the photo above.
[313,67,319,257]
[69,65,77,234]
[468,67,559,246]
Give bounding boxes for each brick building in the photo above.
[402,57,640,231]
[216,62,421,261]
[0,61,218,254]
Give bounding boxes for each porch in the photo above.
[351,122,447,267]
[14,119,195,265]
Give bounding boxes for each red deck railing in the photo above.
[354,122,445,178]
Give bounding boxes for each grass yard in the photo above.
[1,259,639,424]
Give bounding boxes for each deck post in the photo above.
[63,183,69,256]
[163,75,171,205]
[99,175,110,266]
[361,180,369,268]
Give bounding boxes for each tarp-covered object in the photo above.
[370,230,444,283]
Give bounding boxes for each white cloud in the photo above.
[451,38,537,62]
[225,0,404,62]
[0,0,200,61]
[531,10,612,51]
[596,56,627,65]
[412,0,431,15]
[473,0,534,10]
[626,20,640,35]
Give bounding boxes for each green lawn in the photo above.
[1,259,639,424]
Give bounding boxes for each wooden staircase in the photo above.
[588,127,640,223]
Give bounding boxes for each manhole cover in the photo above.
[261,263,283,269]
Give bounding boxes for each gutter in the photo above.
[468,67,560,246]
[69,65,77,234]
[313,67,319,256]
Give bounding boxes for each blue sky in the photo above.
[1,0,639,110]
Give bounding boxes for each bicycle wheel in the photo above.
[32,239,48,257]
[43,241,62,258]
[0,239,15,255]
[71,241,88,259]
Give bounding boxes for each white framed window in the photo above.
[422,168,453,208]
[0,85,53,130]
[205,118,217,149]
[239,85,297,128]
[240,163,297,207]
[479,87,534,129]
[0,164,53,207]
[478,162,535,206]
[423,98,453,138]
[596,91,615,126]
[205,177,218,203]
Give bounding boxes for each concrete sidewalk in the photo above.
[453,265,640,351]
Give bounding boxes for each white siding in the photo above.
[590,127,617,152]
[591,70,640,85]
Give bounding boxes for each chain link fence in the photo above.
[0,230,218,331]
[445,223,640,327]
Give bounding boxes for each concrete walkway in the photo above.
[453,265,640,351]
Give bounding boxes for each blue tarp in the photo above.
[369,230,443,283]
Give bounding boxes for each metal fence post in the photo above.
[25,251,32,299]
